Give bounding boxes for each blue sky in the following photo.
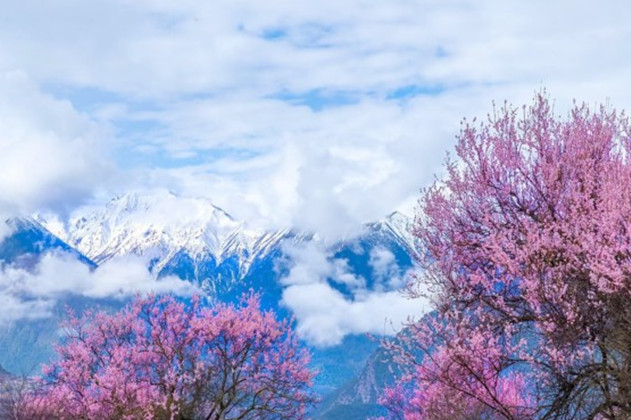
[1,0,631,234]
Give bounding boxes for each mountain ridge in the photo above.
[36,192,417,291]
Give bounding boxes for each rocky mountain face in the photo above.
[40,192,296,272]
[314,338,403,419]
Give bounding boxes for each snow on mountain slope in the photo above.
[1,217,95,269]
[37,191,418,290]
[364,211,419,257]
[38,191,280,274]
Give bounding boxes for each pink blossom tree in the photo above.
[384,94,631,419]
[26,294,316,420]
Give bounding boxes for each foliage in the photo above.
[383,94,631,419]
[24,294,316,420]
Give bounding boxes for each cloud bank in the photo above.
[280,242,427,346]
[2,1,630,237]
[0,252,196,325]
[0,71,111,239]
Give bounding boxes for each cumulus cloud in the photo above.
[3,1,629,101]
[369,247,396,279]
[280,242,427,346]
[0,294,53,326]
[0,252,197,325]
[142,94,453,237]
[283,283,425,347]
[0,71,111,226]
[281,242,366,289]
[2,0,629,240]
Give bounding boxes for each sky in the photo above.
[2,0,630,231]
[1,0,631,341]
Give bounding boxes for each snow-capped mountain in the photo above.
[364,211,418,256]
[38,192,298,277]
[37,192,417,295]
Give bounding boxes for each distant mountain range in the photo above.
[39,191,296,276]
[1,191,419,417]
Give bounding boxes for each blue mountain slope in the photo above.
[157,218,415,310]
[158,250,242,299]
[0,296,126,375]
[313,336,402,419]
[157,238,292,316]
[309,334,381,397]
[0,218,95,269]
[0,218,100,374]
[314,314,440,419]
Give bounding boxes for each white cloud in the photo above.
[369,247,396,278]
[0,294,53,326]
[4,1,628,100]
[369,247,408,290]
[137,94,454,236]
[280,242,335,286]
[0,71,111,222]
[281,242,367,291]
[283,283,425,347]
[0,252,197,325]
[280,242,427,346]
[0,0,629,239]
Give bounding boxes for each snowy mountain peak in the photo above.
[6,215,44,232]
[37,192,419,281]
[103,191,236,229]
[384,211,411,230]
[385,210,409,222]
[365,211,418,256]
[41,191,261,268]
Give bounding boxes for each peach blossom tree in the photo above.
[383,94,631,419]
[28,294,316,420]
